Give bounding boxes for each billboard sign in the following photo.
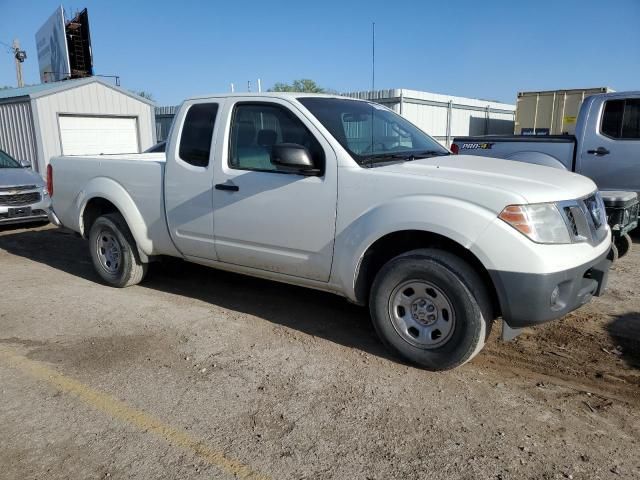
[35,6,71,82]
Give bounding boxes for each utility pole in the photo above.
[371,22,375,92]
[12,39,26,87]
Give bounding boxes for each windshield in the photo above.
[0,149,21,169]
[298,97,449,166]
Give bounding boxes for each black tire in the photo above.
[89,213,148,287]
[614,233,632,259]
[608,242,619,263]
[369,248,493,371]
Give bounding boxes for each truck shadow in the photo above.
[0,227,399,364]
[606,313,640,369]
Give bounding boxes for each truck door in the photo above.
[164,100,222,259]
[211,98,337,282]
[578,96,640,193]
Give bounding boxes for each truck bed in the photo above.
[451,135,577,170]
[50,153,178,257]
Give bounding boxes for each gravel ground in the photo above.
[0,224,638,480]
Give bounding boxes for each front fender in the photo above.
[331,195,498,302]
[76,177,154,256]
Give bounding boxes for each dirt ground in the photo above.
[0,224,638,480]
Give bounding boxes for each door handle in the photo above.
[215,181,239,192]
[587,147,610,156]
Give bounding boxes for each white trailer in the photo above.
[343,88,516,146]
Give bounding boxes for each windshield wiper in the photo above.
[406,150,451,159]
[363,150,449,164]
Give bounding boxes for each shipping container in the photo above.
[515,87,614,135]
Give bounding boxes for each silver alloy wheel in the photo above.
[388,280,456,348]
[96,229,122,274]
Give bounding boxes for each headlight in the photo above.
[499,203,571,244]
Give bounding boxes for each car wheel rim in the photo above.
[96,229,122,274]
[388,280,456,348]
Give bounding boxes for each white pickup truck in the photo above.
[49,93,612,370]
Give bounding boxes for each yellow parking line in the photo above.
[0,347,270,480]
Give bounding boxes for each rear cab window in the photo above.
[179,103,219,167]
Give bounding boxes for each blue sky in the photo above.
[0,0,638,105]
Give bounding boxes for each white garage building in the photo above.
[0,77,156,175]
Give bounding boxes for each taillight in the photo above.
[450,143,459,155]
[46,164,53,197]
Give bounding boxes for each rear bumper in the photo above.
[489,248,611,330]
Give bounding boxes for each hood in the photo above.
[0,168,44,189]
[374,154,596,204]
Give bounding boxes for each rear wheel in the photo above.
[89,213,147,287]
[369,249,493,371]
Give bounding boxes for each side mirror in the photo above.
[20,160,31,169]
[271,143,320,176]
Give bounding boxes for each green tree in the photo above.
[131,90,155,101]
[268,79,335,93]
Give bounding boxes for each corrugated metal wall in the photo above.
[345,89,516,146]
[0,100,37,165]
[33,82,156,173]
[155,105,178,142]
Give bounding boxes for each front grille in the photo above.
[559,193,608,245]
[563,207,579,237]
[0,184,37,192]
[0,209,47,220]
[0,192,41,206]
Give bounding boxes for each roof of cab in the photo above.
[183,92,367,102]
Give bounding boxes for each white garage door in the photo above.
[59,115,139,155]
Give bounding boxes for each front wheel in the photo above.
[614,233,632,259]
[89,213,148,287]
[369,249,493,371]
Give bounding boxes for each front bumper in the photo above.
[489,247,611,332]
[0,194,52,226]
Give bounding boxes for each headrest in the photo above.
[257,129,277,147]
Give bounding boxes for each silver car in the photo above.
[0,149,52,226]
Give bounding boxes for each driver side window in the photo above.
[229,103,325,173]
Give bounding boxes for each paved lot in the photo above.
[1,224,639,479]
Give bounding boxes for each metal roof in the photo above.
[0,77,156,106]
[0,81,71,100]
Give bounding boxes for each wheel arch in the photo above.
[78,178,153,260]
[353,229,500,317]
